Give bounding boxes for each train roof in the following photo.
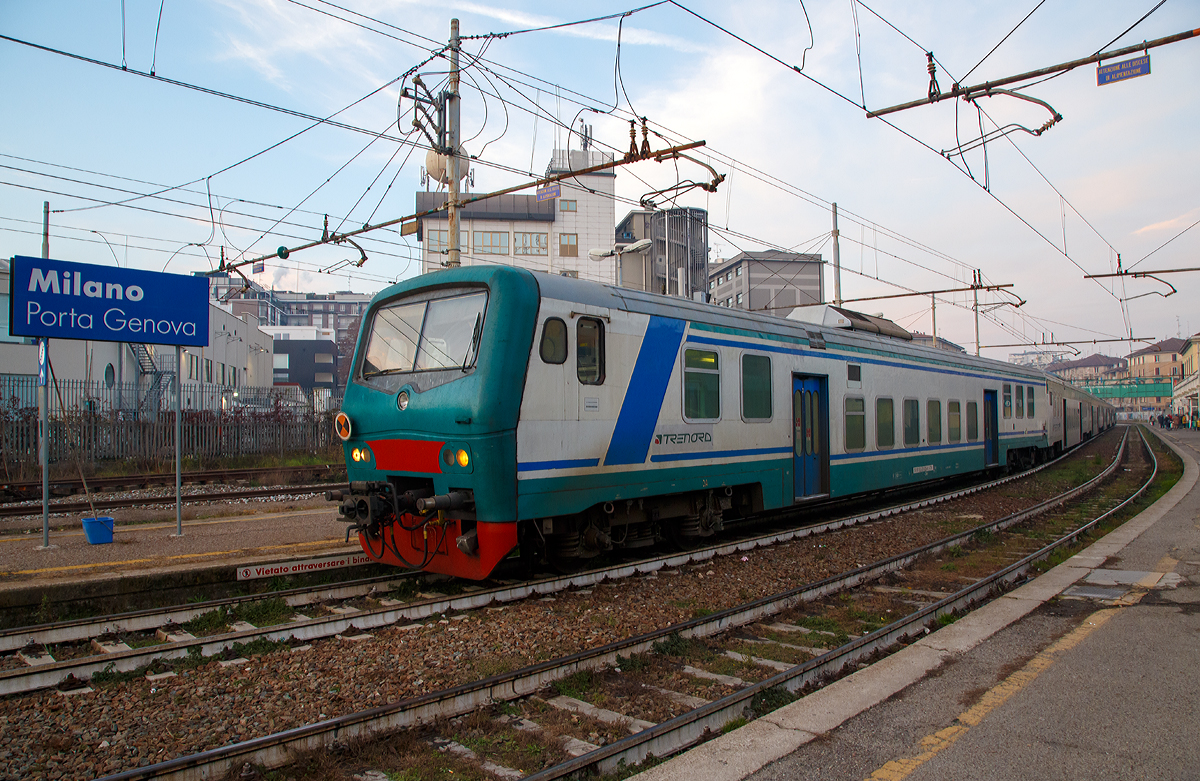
[374,266,1108,405]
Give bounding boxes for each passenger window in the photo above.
[1015,385,1024,418]
[684,349,720,420]
[967,401,979,440]
[948,401,961,442]
[1003,384,1012,419]
[903,399,920,446]
[576,318,605,384]
[539,318,567,364]
[1027,386,1035,417]
[741,354,772,420]
[927,400,942,443]
[876,398,894,449]
[845,397,865,451]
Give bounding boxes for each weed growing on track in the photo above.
[232,597,293,626]
[183,608,231,636]
[616,652,651,672]
[552,670,597,699]
[751,685,798,717]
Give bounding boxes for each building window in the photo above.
[736,266,743,276]
[741,354,772,420]
[845,397,866,451]
[560,200,577,212]
[559,233,578,257]
[426,229,469,253]
[948,401,961,441]
[205,359,213,383]
[314,372,334,384]
[1003,384,1012,418]
[877,397,894,448]
[967,401,979,440]
[903,399,920,446]
[726,297,732,306]
[927,399,941,443]
[736,292,743,305]
[315,353,333,364]
[684,348,720,420]
[515,232,549,255]
[577,317,605,385]
[725,272,732,282]
[540,318,568,364]
[709,280,715,290]
[474,231,509,255]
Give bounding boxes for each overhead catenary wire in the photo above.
[11,3,1171,350]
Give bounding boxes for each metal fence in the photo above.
[0,375,344,475]
[0,375,342,417]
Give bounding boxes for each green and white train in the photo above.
[330,266,1112,580]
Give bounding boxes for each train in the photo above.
[328,266,1113,580]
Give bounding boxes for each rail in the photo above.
[89,430,1143,780]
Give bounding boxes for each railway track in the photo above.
[0,482,349,519]
[0,428,1154,781]
[86,426,1162,781]
[0,464,346,504]
[0,433,1116,699]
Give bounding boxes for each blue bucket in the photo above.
[82,516,114,545]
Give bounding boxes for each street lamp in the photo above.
[589,238,653,287]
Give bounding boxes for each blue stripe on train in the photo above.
[603,316,687,466]
[517,457,600,473]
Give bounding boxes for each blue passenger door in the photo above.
[793,375,829,500]
[983,390,999,466]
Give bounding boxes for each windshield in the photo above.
[362,290,488,380]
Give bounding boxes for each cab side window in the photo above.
[539,318,567,364]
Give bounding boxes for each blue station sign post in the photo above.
[9,255,210,541]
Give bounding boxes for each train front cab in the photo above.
[331,267,540,579]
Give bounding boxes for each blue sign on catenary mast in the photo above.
[8,255,210,347]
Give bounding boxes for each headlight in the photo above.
[397,391,409,411]
[456,449,469,468]
[351,447,372,463]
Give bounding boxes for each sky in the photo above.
[2,0,1198,361]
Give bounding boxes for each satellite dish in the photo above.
[425,148,470,185]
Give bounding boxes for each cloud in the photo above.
[407,0,702,52]
[1135,208,1200,235]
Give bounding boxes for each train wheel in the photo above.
[546,549,588,575]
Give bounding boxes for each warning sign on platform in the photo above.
[237,552,375,580]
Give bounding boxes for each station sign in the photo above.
[9,255,210,347]
[1097,55,1150,86]
[535,183,561,202]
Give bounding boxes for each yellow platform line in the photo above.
[864,608,1119,781]
[1,539,346,577]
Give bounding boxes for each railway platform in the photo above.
[634,426,1200,781]
[0,502,357,613]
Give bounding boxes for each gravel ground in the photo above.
[0,432,1121,780]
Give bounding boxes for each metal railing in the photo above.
[0,375,343,474]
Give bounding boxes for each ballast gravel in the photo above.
[0,433,1120,780]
